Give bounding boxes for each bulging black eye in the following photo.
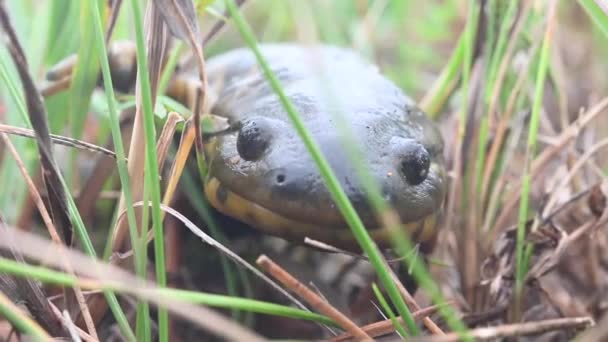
[236,119,272,161]
[399,142,430,185]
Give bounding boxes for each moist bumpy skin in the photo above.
[199,44,446,252]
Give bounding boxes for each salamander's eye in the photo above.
[236,119,272,161]
[395,139,430,185]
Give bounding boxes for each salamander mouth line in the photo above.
[204,177,438,250]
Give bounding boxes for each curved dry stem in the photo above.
[122,202,312,313]
[0,133,99,340]
[492,97,608,232]
[0,124,117,158]
[541,138,608,217]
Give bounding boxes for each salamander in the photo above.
[187,44,446,252]
[48,42,447,253]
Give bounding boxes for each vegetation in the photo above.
[0,0,607,340]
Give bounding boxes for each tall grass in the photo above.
[89,1,146,341]
[0,1,135,339]
[515,0,557,298]
[225,0,425,334]
[3,0,603,340]
[127,0,169,340]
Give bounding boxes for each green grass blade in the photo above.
[0,45,37,224]
[158,43,183,94]
[485,0,518,102]
[371,283,408,338]
[579,0,608,38]
[152,288,337,326]
[224,0,420,334]
[67,1,104,184]
[420,33,465,119]
[127,1,169,340]
[474,116,489,196]
[43,0,78,137]
[0,256,336,327]
[311,67,467,335]
[0,292,50,339]
[45,0,79,64]
[89,1,149,340]
[138,180,152,342]
[460,0,478,137]
[515,2,556,295]
[0,55,30,127]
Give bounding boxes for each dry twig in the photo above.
[330,303,449,342]
[257,255,371,340]
[0,124,116,158]
[410,316,593,342]
[493,96,608,232]
[387,269,444,335]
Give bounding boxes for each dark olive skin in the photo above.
[200,44,446,251]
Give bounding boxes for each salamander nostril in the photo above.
[381,186,393,202]
[399,142,430,186]
[275,174,286,184]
